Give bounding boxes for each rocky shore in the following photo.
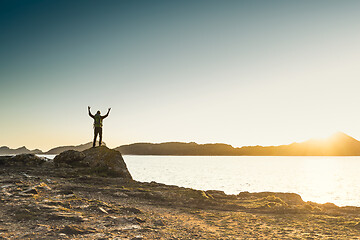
[1,147,360,239]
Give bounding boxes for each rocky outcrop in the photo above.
[237,192,304,205]
[54,146,132,179]
[81,147,132,179]
[0,154,46,166]
[1,165,359,239]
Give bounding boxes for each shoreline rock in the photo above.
[53,146,132,179]
[0,154,46,166]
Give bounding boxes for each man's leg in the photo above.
[93,128,99,147]
[99,128,103,146]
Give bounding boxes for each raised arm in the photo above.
[88,106,94,118]
[102,108,111,119]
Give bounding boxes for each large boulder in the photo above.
[0,154,46,166]
[54,146,132,179]
[54,150,86,167]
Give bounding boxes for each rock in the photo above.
[21,187,38,195]
[131,236,144,240]
[238,192,304,205]
[113,192,128,198]
[82,146,132,178]
[59,225,94,235]
[121,207,142,214]
[206,190,227,198]
[36,183,52,191]
[154,219,165,226]
[354,222,360,229]
[48,212,84,222]
[56,189,74,195]
[127,191,165,201]
[272,193,304,205]
[132,217,146,223]
[53,146,132,179]
[0,156,12,165]
[322,202,339,209]
[13,154,46,166]
[54,150,86,167]
[22,172,33,178]
[0,154,46,166]
[120,224,141,230]
[98,207,108,214]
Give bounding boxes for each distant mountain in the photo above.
[116,132,360,156]
[3,132,360,156]
[284,132,360,156]
[0,146,43,155]
[239,132,360,156]
[45,142,106,155]
[116,142,236,155]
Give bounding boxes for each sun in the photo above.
[311,130,339,141]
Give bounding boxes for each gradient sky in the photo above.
[2,0,360,151]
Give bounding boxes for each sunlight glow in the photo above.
[300,157,341,204]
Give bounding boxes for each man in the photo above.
[88,106,111,147]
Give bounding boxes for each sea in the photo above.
[123,155,360,207]
[40,155,359,207]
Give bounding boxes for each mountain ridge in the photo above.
[116,132,360,156]
[2,132,360,156]
[0,146,43,155]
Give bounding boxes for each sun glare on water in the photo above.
[300,157,341,204]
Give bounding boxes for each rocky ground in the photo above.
[1,149,360,239]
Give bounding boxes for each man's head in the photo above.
[96,110,101,115]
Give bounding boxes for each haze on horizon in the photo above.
[2,0,360,151]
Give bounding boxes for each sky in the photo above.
[2,0,360,151]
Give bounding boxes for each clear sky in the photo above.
[2,0,360,151]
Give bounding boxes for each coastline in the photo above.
[1,163,360,239]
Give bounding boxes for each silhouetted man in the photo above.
[88,106,111,147]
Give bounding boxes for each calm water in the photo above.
[123,155,360,207]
